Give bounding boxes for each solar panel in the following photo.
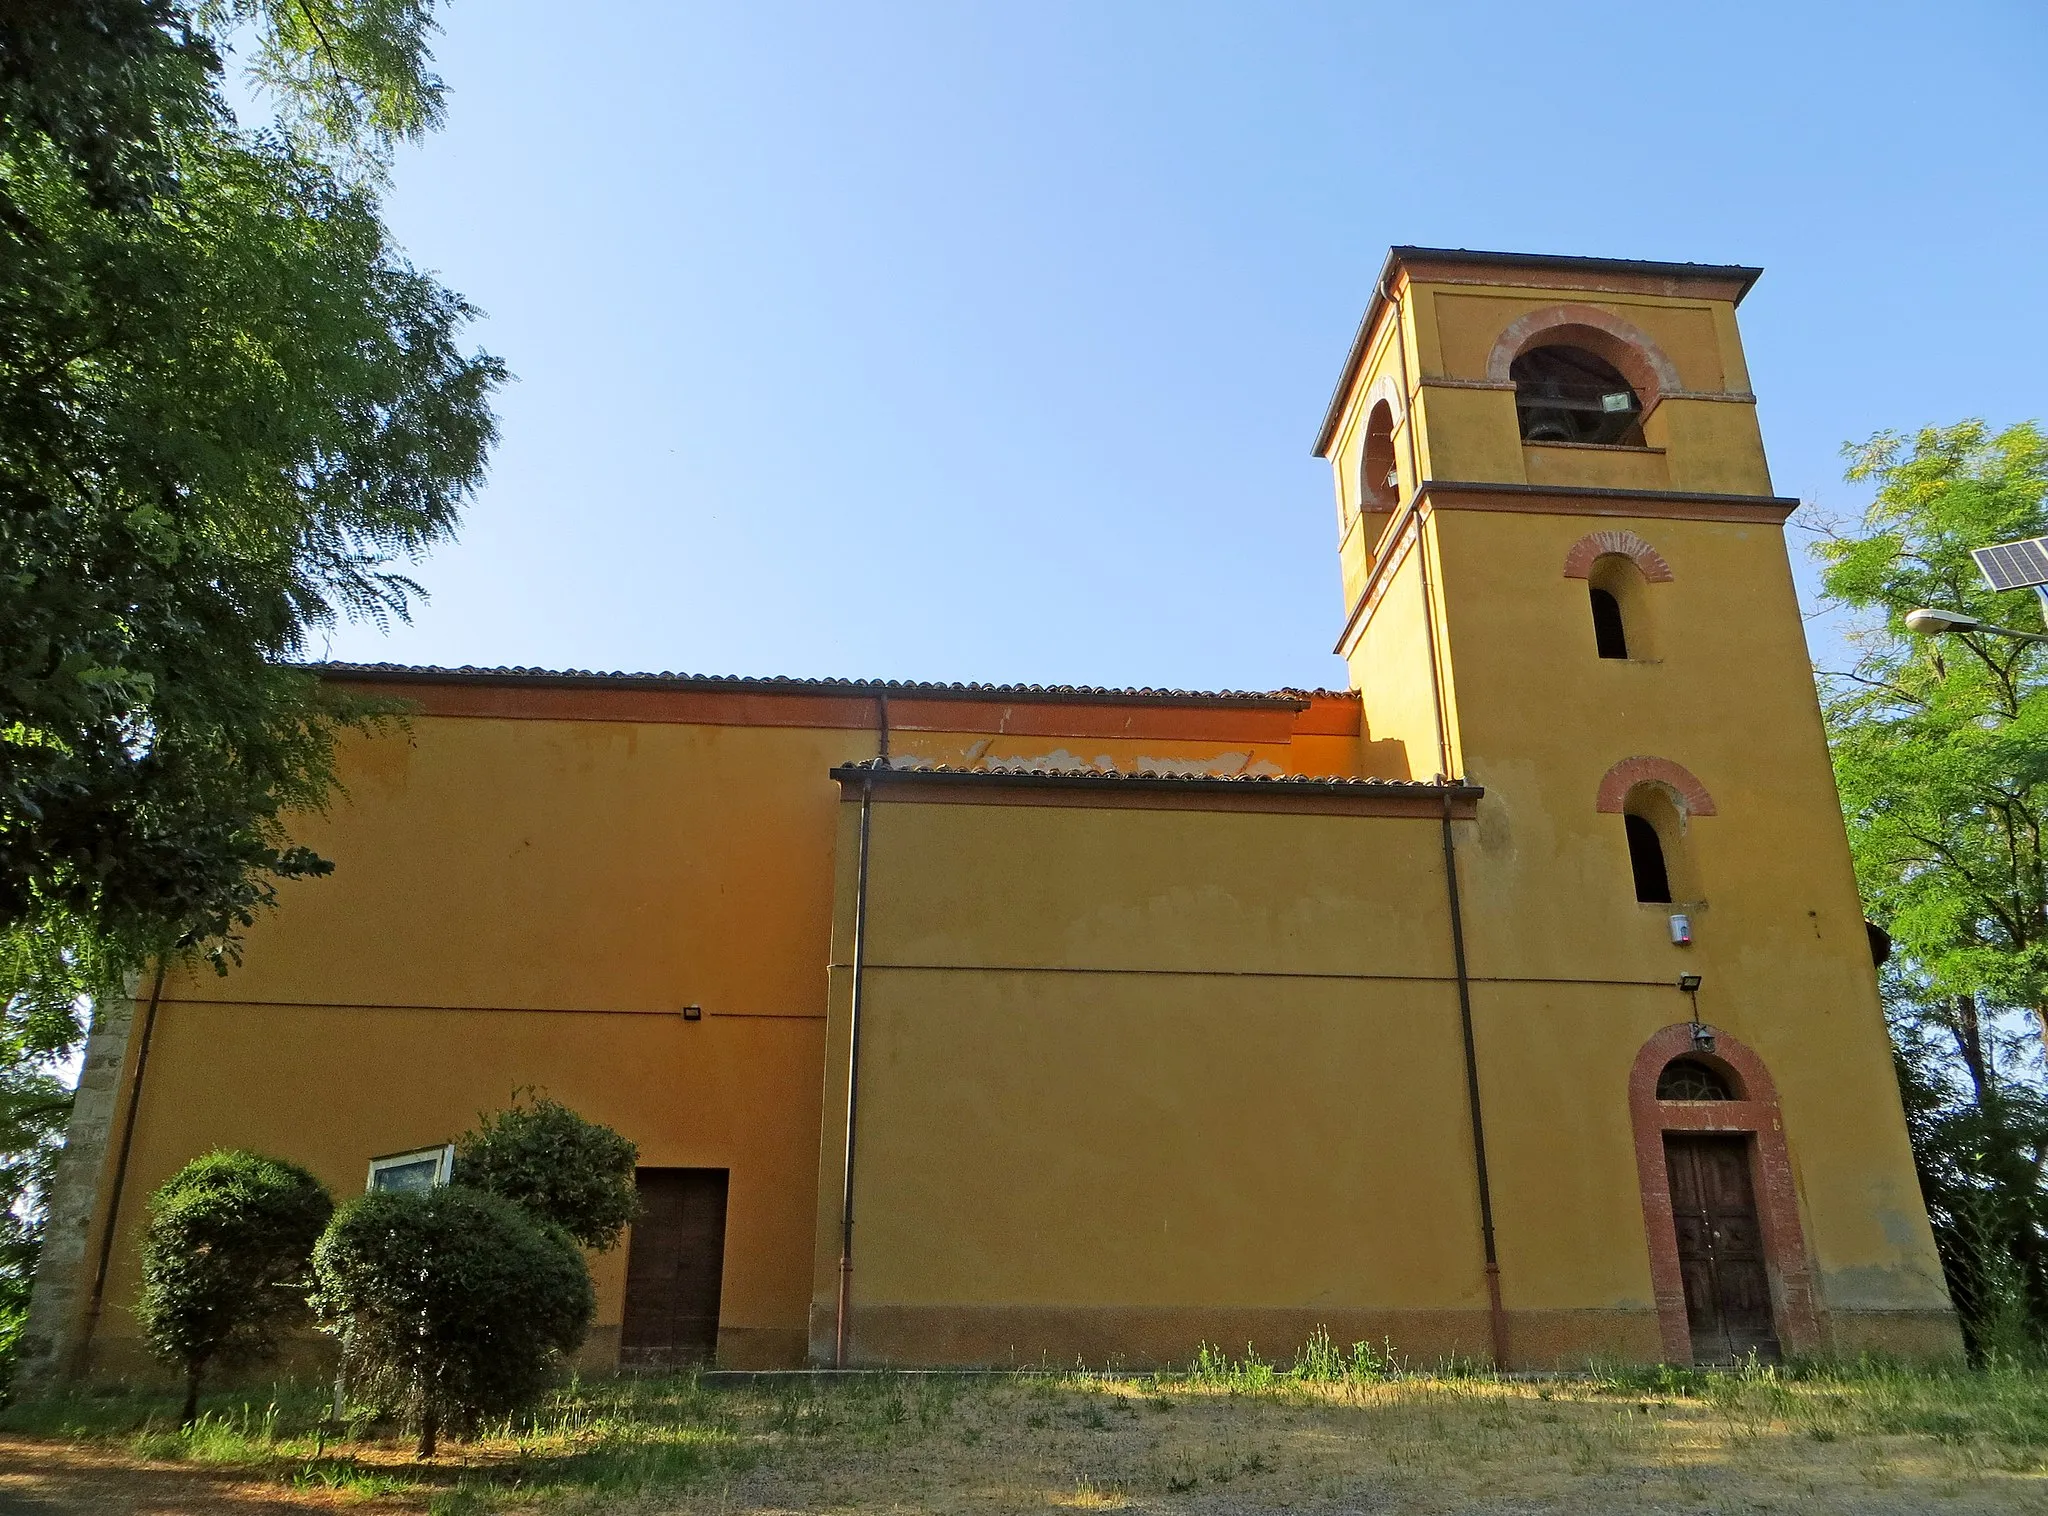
[1973,538,2048,592]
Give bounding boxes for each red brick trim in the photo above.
[1485,303,1683,413]
[1562,530,1674,583]
[1595,756,1716,817]
[1629,1025,1821,1362]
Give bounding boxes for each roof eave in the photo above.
[300,662,1326,713]
[830,761,1483,801]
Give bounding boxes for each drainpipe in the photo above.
[833,773,877,1367]
[1439,794,1508,1368]
[82,956,167,1366]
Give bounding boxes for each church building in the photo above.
[27,247,1962,1379]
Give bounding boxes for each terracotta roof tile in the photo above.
[303,662,1354,710]
[832,758,1477,795]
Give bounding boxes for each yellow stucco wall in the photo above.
[809,792,1522,1367]
[1434,504,1948,1327]
[74,692,1363,1375]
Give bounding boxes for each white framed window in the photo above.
[367,1144,455,1194]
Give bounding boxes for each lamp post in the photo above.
[1904,607,2048,645]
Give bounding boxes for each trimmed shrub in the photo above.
[311,1186,594,1457]
[135,1150,334,1425]
[454,1091,638,1250]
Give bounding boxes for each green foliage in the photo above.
[0,0,497,1356]
[1289,1325,1389,1383]
[0,21,501,964]
[1817,421,2048,1015]
[205,0,448,176]
[0,0,497,961]
[311,1187,595,1456]
[136,1150,333,1422]
[454,1092,639,1251]
[1181,1330,1392,1391]
[0,924,95,1383]
[1815,419,2048,1356]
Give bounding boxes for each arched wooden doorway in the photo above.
[1629,1026,1821,1363]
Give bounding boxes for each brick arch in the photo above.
[1341,371,1408,532]
[1595,756,1716,818]
[1629,1024,1821,1361]
[1486,302,1683,413]
[1563,529,1673,583]
[1358,369,1406,428]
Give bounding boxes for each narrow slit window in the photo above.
[1626,813,1672,903]
[1590,586,1628,658]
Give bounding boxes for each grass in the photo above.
[4,1344,2048,1511]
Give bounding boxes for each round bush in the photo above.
[311,1185,595,1454]
[454,1091,638,1250]
[136,1150,334,1424]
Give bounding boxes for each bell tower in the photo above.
[1307,250,1955,1364]
[1314,247,1777,788]
[1310,246,1826,977]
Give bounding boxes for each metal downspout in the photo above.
[833,774,876,1367]
[1440,794,1508,1368]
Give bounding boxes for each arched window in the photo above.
[1360,401,1398,511]
[1590,586,1628,658]
[1587,552,1653,659]
[1511,345,1646,446]
[1622,782,1695,904]
[1657,1057,1735,1101]
[1625,814,1670,903]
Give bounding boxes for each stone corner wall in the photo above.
[14,987,139,1390]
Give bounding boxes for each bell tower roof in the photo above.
[1311,248,1765,458]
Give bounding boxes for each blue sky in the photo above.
[308,0,2048,692]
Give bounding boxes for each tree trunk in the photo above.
[417,1402,437,1460]
[1953,995,1991,1103]
[180,1364,202,1429]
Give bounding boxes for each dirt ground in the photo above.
[5,1371,2048,1514]
[0,1433,360,1514]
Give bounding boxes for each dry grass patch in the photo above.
[3,1354,2048,1512]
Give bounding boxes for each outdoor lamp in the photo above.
[1905,607,2048,643]
[1677,974,1714,1052]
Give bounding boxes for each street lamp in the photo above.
[1904,607,2048,644]
[1908,537,2048,644]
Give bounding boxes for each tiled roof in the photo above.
[303,662,1353,709]
[831,758,1478,796]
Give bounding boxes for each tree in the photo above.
[134,1150,333,1425]
[0,0,498,1331]
[1816,418,2048,1353]
[455,1092,639,1250]
[311,1187,595,1458]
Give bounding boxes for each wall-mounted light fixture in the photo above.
[1676,975,1713,1052]
[682,1004,703,1022]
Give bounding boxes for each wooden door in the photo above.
[1664,1135,1779,1363]
[620,1168,729,1368]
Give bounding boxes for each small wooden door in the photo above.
[620,1168,729,1368]
[1664,1135,1779,1363]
